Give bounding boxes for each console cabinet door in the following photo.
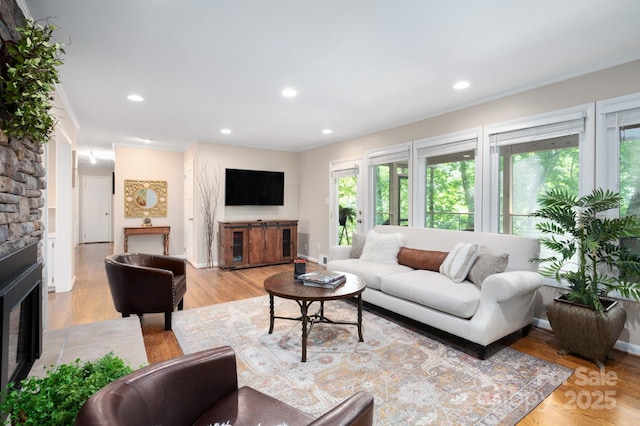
[218,223,249,269]
[248,225,265,264]
[249,223,280,264]
[263,223,281,264]
[279,223,297,261]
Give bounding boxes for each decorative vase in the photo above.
[546,295,626,368]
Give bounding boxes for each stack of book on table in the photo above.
[298,271,346,288]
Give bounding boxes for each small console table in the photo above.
[124,226,170,255]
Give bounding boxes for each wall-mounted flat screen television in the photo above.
[224,168,285,206]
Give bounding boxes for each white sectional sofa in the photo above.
[328,225,543,358]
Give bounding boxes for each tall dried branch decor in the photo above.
[197,162,221,270]
[1,18,65,142]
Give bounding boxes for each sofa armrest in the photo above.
[308,391,374,426]
[480,271,543,302]
[330,245,352,261]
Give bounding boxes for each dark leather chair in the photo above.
[104,253,186,330]
[75,346,374,426]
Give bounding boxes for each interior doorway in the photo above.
[82,175,112,243]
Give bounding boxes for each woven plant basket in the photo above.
[546,296,626,368]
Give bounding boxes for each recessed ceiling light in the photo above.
[453,81,470,90]
[322,129,333,134]
[127,94,144,102]
[281,87,297,98]
[221,128,232,135]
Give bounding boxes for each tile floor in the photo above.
[29,317,148,378]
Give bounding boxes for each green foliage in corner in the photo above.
[0,352,132,425]
[0,18,65,143]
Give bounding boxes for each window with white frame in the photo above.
[499,135,579,236]
[598,94,640,281]
[415,132,478,231]
[485,105,593,236]
[366,144,411,228]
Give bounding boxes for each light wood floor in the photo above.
[49,243,640,425]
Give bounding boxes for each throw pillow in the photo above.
[350,232,367,259]
[397,247,449,271]
[467,246,509,288]
[439,242,480,283]
[359,230,404,264]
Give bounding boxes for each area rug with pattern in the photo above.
[172,296,572,425]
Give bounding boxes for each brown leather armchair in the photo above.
[75,346,374,426]
[104,253,186,330]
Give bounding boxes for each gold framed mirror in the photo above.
[124,179,167,217]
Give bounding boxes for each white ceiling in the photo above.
[24,0,640,166]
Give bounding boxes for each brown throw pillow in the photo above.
[397,247,449,271]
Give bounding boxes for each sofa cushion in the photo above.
[439,242,479,283]
[467,246,509,288]
[397,247,448,271]
[359,230,404,264]
[381,270,481,318]
[328,259,412,291]
[350,232,367,258]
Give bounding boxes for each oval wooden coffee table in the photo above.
[263,271,366,362]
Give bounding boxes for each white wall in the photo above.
[45,88,78,296]
[113,146,184,255]
[50,131,74,293]
[185,142,299,267]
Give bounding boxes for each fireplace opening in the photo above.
[1,243,43,391]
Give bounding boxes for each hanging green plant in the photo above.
[0,18,65,143]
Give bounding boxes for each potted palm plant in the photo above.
[530,188,640,367]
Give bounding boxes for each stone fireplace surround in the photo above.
[0,0,48,391]
[0,1,47,259]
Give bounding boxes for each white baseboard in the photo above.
[532,317,552,331]
[533,317,640,356]
[297,254,321,265]
[188,260,217,269]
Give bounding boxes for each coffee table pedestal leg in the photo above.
[268,295,275,334]
[357,294,364,342]
[301,301,310,362]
